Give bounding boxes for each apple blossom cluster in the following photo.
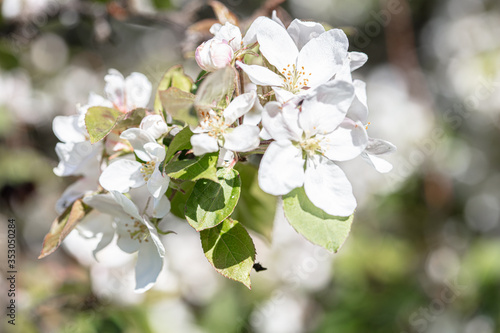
[42,13,395,292]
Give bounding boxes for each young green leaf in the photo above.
[164,126,194,162]
[85,106,123,144]
[164,152,218,182]
[185,168,241,231]
[283,187,354,252]
[154,65,193,114]
[39,199,92,259]
[194,66,236,115]
[200,219,255,289]
[159,87,198,126]
[115,108,147,130]
[232,163,276,242]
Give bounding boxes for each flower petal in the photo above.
[147,168,170,199]
[349,51,368,71]
[110,191,143,221]
[299,80,355,136]
[296,29,348,88]
[322,120,368,161]
[134,240,164,293]
[365,138,397,155]
[190,133,219,155]
[53,141,101,177]
[236,61,284,87]
[140,115,168,139]
[223,91,256,124]
[83,193,132,221]
[258,141,305,196]
[125,72,152,110]
[104,69,126,111]
[346,79,369,124]
[152,194,172,218]
[222,125,260,152]
[304,156,356,216]
[144,142,166,162]
[256,17,299,72]
[120,128,156,161]
[262,101,302,141]
[53,115,86,143]
[99,159,145,193]
[287,19,325,50]
[361,152,393,173]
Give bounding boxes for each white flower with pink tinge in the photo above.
[258,81,368,217]
[236,17,349,102]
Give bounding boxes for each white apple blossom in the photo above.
[258,81,368,216]
[99,128,170,204]
[190,91,260,155]
[236,17,349,102]
[84,189,169,292]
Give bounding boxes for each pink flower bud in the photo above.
[195,39,234,72]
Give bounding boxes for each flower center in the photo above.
[300,136,322,157]
[203,114,228,138]
[140,161,156,181]
[125,219,150,243]
[280,64,312,94]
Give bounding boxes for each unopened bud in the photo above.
[195,39,234,72]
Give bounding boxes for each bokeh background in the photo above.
[1,0,500,332]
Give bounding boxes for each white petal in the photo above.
[271,10,285,28]
[99,159,145,193]
[53,115,86,142]
[296,29,348,88]
[53,141,100,177]
[222,125,260,152]
[365,138,397,155]
[110,191,143,221]
[304,156,356,216]
[262,101,302,141]
[125,72,152,110]
[287,19,325,50]
[152,194,172,218]
[349,52,368,71]
[140,115,168,139]
[273,87,296,104]
[214,22,242,52]
[83,193,132,221]
[134,240,164,293]
[223,91,256,124]
[258,141,304,196]
[117,232,141,253]
[144,142,166,162]
[120,128,156,161]
[347,80,369,124]
[256,17,299,72]
[217,148,235,167]
[147,168,170,199]
[237,61,284,87]
[361,152,393,173]
[242,16,265,46]
[322,120,368,161]
[243,96,263,126]
[56,176,99,214]
[299,80,355,135]
[190,133,219,155]
[104,69,126,111]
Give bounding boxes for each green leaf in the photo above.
[164,152,218,182]
[159,87,198,126]
[115,108,147,130]
[154,65,193,114]
[168,181,195,219]
[39,199,92,259]
[200,219,255,289]
[231,163,276,242]
[85,106,123,144]
[186,168,241,231]
[194,66,236,114]
[283,187,354,252]
[164,126,193,162]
